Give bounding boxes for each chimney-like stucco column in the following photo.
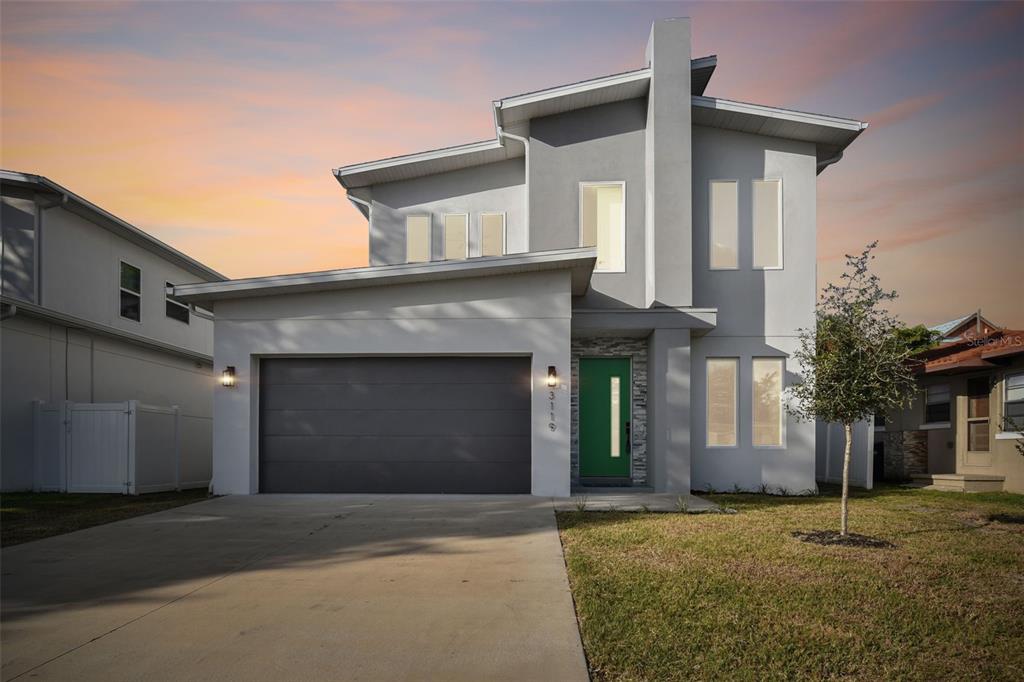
[647,328,691,492]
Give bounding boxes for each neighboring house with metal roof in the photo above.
[929,310,1002,344]
[0,170,224,491]
[173,18,867,497]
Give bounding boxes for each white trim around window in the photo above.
[706,357,738,448]
[118,259,142,323]
[479,212,506,257]
[708,179,738,270]
[752,178,783,270]
[579,181,626,273]
[443,213,469,260]
[405,214,431,263]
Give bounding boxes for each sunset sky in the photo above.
[2,1,1021,327]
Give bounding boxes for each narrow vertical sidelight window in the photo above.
[610,376,621,458]
[119,261,141,321]
[753,179,782,269]
[406,215,431,263]
[444,214,468,260]
[580,182,625,272]
[709,181,738,269]
[480,213,506,257]
[707,358,738,447]
[752,358,784,446]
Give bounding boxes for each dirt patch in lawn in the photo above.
[791,530,895,549]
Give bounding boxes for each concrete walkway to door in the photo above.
[1,496,588,682]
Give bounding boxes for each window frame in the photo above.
[1003,371,1024,423]
[708,179,739,271]
[965,376,991,453]
[752,178,784,270]
[405,214,432,263]
[578,180,626,274]
[478,211,507,258]
[923,383,951,426]
[751,357,786,449]
[706,357,739,448]
[443,213,469,261]
[165,281,190,325]
[118,259,142,323]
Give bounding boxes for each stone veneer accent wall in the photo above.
[570,337,648,486]
[883,430,929,480]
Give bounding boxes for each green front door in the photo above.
[579,357,631,478]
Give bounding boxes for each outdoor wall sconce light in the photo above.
[547,365,559,388]
[221,366,236,388]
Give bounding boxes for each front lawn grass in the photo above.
[1,489,211,547]
[557,485,1024,681]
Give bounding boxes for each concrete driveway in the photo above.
[1,496,588,681]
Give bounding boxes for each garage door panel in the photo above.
[262,409,530,437]
[260,461,530,494]
[261,357,530,386]
[262,435,531,464]
[259,357,531,494]
[260,382,530,411]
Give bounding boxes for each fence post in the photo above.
[174,405,181,491]
[126,400,137,495]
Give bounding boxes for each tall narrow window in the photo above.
[1004,372,1024,430]
[925,384,951,423]
[444,214,468,260]
[753,179,782,269]
[707,358,737,447]
[580,182,625,272]
[709,180,738,269]
[406,215,431,263]
[610,376,622,458]
[119,261,141,321]
[752,358,784,446]
[480,213,506,257]
[165,282,190,324]
[967,377,990,452]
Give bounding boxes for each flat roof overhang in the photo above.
[171,247,597,304]
[571,307,717,338]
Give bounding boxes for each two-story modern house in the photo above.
[0,171,223,491]
[173,18,867,497]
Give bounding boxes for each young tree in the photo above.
[787,242,918,536]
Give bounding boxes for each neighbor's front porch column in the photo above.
[647,328,691,492]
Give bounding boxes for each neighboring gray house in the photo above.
[174,19,866,497]
[0,170,223,491]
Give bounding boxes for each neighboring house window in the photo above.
[406,215,431,263]
[443,214,468,260]
[752,179,783,269]
[1004,372,1024,429]
[580,182,625,272]
[707,358,737,447]
[709,180,738,269]
[119,261,141,321]
[752,358,784,447]
[480,212,506,257]
[966,376,990,452]
[924,384,951,423]
[165,282,190,324]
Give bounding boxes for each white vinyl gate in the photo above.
[33,400,187,495]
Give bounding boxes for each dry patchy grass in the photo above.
[557,486,1024,681]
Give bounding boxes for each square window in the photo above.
[443,214,468,260]
[480,213,505,257]
[406,216,431,263]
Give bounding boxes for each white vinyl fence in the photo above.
[815,418,874,490]
[33,400,203,495]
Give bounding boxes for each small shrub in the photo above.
[574,495,588,512]
[676,496,689,513]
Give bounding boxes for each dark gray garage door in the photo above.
[259,357,531,493]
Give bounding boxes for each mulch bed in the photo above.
[792,530,895,548]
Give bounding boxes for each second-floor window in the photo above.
[444,214,468,260]
[580,182,625,273]
[165,282,190,324]
[709,180,738,269]
[119,261,141,321]
[753,179,783,269]
[480,213,506,257]
[406,215,431,263]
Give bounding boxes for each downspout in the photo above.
[496,124,529,252]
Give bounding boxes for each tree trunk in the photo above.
[841,422,852,536]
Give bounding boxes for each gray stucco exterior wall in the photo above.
[529,99,648,309]
[647,328,691,493]
[367,159,526,265]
